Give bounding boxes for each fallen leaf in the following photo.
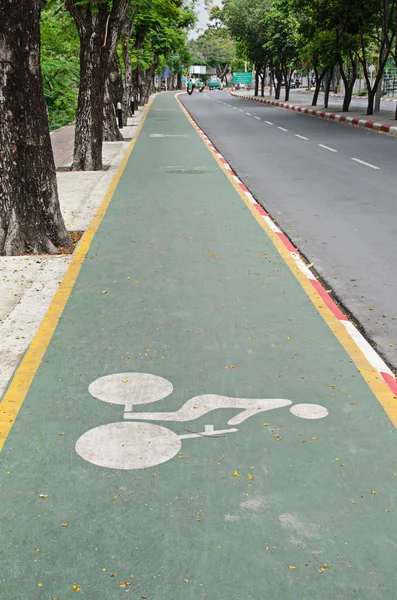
[183,579,189,583]
[232,471,239,477]
[38,583,43,588]
[72,585,81,591]
[247,474,255,480]
[61,523,68,527]
[288,565,296,570]
[371,490,376,495]
[120,582,131,588]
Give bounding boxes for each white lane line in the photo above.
[246,112,251,116]
[295,134,309,140]
[265,121,273,125]
[318,144,337,152]
[351,157,380,170]
[278,127,288,132]
[227,104,232,107]
[233,106,237,109]
[254,116,261,120]
[239,109,244,112]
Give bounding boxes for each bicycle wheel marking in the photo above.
[75,372,329,470]
[76,422,181,470]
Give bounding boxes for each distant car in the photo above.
[208,77,222,90]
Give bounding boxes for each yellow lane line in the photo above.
[176,94,397,427]
[0,104,152,451]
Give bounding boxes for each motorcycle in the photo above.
[199,85,204,92]
[187,87,193,96]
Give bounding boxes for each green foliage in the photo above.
[41,3,79,130]
[188,28,235,75]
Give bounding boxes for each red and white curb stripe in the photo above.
[230,92,397,136]
[178,95,397,399]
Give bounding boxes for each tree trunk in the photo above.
[177,73,182,90]
[141,60,157,105]
[254,70,259,96]
[66,0,129,171]
[122,17,133,125]
[311,67,328,106]
[274,68,282,99]
[374,73,383,112]
[366,87,376,115]
[261,71,265,97]
[0,0,71,255]
[324,67,333,109]
[340,60,357,112]
[103,54,124,142]
[103,82,123,142]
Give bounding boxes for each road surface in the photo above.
[1,93,396,599]
[181,90,397,369]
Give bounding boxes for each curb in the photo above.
[230,92,397,136]
[176,93,397,404]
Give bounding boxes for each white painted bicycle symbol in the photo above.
[75,373,328,470]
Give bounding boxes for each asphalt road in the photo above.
[180,90,397,369]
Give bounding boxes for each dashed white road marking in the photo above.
[295,134,309,140]
[278,127,288,132]
[246,112,251,116]
[227,104,232,107]
[318,144,337,152]
[233,106,237,109]
[265,121,273,125]
[254,116,261,120]
[239,109,244,112]
[351,158,380,170]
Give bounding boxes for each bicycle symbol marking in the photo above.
[75,373,329,470]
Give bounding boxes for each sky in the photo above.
[189,0,221,39]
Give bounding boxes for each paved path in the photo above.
[184,90,397,371]
[232,88,397,126]
[1,93,396,599]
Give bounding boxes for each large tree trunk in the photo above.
[274,68,282,99]
[103,54,124,142]
[0,0,71,255]
[323,67,333,109]
[122,17,134,125]
[66,0,129,171]
[141,59,158,105]
[340,60,357,112]
[103,83,123,142]
[254,70,259,96]
[311,67,326,106]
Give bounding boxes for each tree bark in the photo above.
[339,59,357,112]
[254,69,259,96]
[0,0,71,255]
[122,17,134,125]
[66,0,130,171]
[274,68,282,99]
[141,59,158,105]
[103,54,124,142]
[323,67,333,109]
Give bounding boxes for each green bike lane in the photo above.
[1,93,396,599]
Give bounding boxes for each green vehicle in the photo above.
[208,76,222,90]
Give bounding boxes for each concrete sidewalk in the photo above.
[0,109,147,399]
[0,92,396,599]
[231,88,397,134]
